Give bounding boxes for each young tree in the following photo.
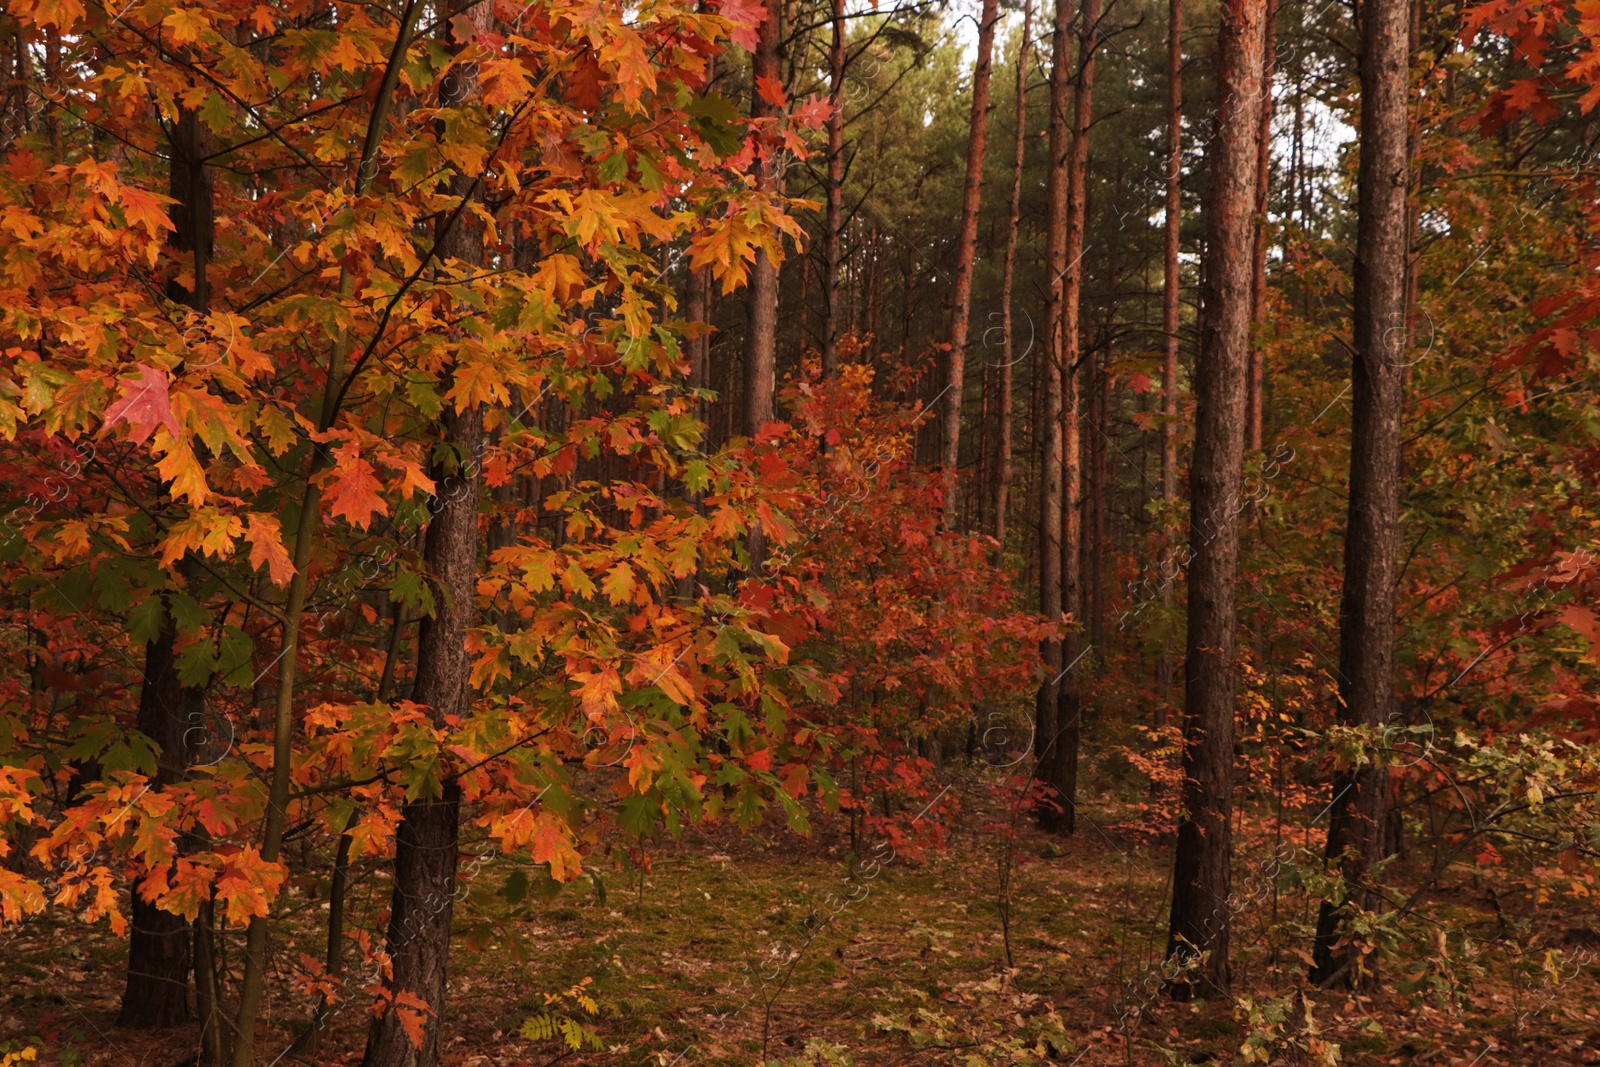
[1165,0,1268,996]
[1309,0,1411,991]
[940,0,1001,528]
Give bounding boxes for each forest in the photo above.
[1,0,1599,1061]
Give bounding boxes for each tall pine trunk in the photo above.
[992,0,1032,561]
[1034,0,1072,804]
[1247,0,1277,452]
[1309,0,1409,991]
[1043,0,1099,835]
[940,0,1000,527]
[1156,0,1184,716]
[744,0,782,569]
[1165,0,1267,998]
[820,0,846,378]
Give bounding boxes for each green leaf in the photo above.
[129,595,167,645]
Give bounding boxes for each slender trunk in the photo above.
[1045,0,1099,835]
[1156,0,1184,716]
[120,102,215,1033]
[992,0,1032,561]
[941,0,1001,527]
[230,5,424,1063]
[1033,0,1072,795]
[1164,0,1267,998]
[744,0,782,570]
[1310,0,1409,991]
[1247,0,1277,452]
[820,0,846,378]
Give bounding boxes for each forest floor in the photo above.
[5,763,1600,1066]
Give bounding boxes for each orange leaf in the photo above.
[245,512,296,586]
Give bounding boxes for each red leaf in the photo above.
[717,0,765,50]
[791,95,833,130]
[102,365,180,445]
[756,75,786,109]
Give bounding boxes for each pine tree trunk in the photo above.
[1247,0,1277,452]
[744,0,782,569]
[1033,0,1072,793]
[820,0,846,378]
[940,0,1000,527]
[1043,0,1100,835]
[992,0,1032,561]
[1156,0,1184,716]
[1165,0,1267,998]
[1310,0,1409,992]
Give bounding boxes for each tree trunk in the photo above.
[362,3,487,1063]
[1156,0,1184,716]
[992,0,1032,562]
[120,102,215,1033]
[940,0,1001,527]
[1033,0,1072,802]
[230,8,423,1061]
[120,616,203,1029]
[820,0,846,378]
[744,0,782,570]
[1165,0,1267,998]
[361,406,482,1067]
[1247,0,1277,452]
[1043,0,1099,835]
[1310,0,1409,992]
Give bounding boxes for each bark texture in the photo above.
[820,0,846,379]
[1042,0,1099,835]
[1310,0,1410,991]
[363,3,488,1062]
[992,0,1033,559]
[1033,0,1072,807]
[1165,0,1267,997]
[940,0,1000,528]
[119,103,215,1033]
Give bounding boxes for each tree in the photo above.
[1034,0,1074,827]
[1041,0,1103,836]
[992,0,1034,560]
[117,102,214,1033]
[1166,0,1268,996]
[940,0,1001,528]
[820,0,847,379]
[1157,0,1185,710]
[1309,0,1411,991]
[1247,0,1278,452]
